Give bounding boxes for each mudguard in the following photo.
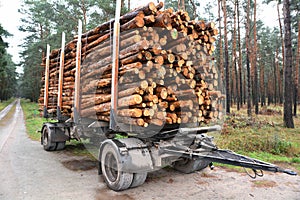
[98,138,153,174]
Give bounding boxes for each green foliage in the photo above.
[21,99,95,157]
[0,24,17,101]
[18,0,129,102]
[164,0,201,20]
[0,98,14,111]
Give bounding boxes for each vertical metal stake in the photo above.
[74,20,82,124]
[43,44,50,118]
[57,32,66,120]
[110,0,122,131]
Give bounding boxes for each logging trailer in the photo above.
[39,1,296,191]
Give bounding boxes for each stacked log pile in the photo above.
[38,2,225,128]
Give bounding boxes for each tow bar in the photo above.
[159,125,297,178]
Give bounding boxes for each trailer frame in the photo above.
[40,0,297,191]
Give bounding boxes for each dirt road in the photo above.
[0,100,299,200]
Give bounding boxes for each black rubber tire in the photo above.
[101,143,133,191]
[130,173,147,188]
[42,126,57,151]
[173,158,210,174]
[56,142,66,150]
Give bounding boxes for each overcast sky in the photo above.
[0,0,278,67]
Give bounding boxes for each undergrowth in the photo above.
[0,98,15,111]
[20,99,54,140]
[215,105,300,172]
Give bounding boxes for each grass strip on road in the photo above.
[20,99,95,159]
[20,99,51,141]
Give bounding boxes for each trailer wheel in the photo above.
[56,142,66,150]
[42,126,56,151]
[173,158,209,174]
[100,143,133,191]
[130,173,147,188]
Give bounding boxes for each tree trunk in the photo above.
[277,2,284,105]
[237,0,243,110]
[259,50,265,107]
[283,0,294,128]
[232,0,238,109]
[217,0,224,85]
[222,0,230,114]
[253,0,259,114]
[246,0,251,116]
[274,49,278,105]
[294,20,300,116]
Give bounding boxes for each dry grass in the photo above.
[214,104,300,172]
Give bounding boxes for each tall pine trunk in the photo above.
[246,0,251,116]
[294,20,300,116]
[222,0,230,114]
[283,0,294,128]
[253,0,259,114]
[237,0,243,110]
[218,0,224,87]
[277,2,284,104]
[232,0,238,108]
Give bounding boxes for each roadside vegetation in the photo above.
[20,99,94,158]
[20,99,48,141]
[216,105,300,172]
[20,99,300,172]
[0,98,15,112]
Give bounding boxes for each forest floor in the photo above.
[216,104,300,172]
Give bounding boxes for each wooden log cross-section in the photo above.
[38,1,225,129]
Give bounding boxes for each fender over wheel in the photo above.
[41,125,66,151]
[100,142,133,191]
[42,125,57,151]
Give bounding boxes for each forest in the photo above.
[0,0,299,127]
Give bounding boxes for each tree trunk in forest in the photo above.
[218,0,224,86]
[277,58,283,104]
[283,0,294,128]
[237,0,242,110]
[277,2,284,105]
[231,0,238,108]
[178,0,185,11]
[294,20,300,117]
[189,0,197,18]
[259,50,265,107]
[222,0,230,114]
[274,49,278,105]
[246,0,251,116]
[253,0,258,114]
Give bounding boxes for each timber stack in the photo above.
[38,1,225,129]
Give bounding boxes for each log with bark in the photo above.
[38,1,224,130]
